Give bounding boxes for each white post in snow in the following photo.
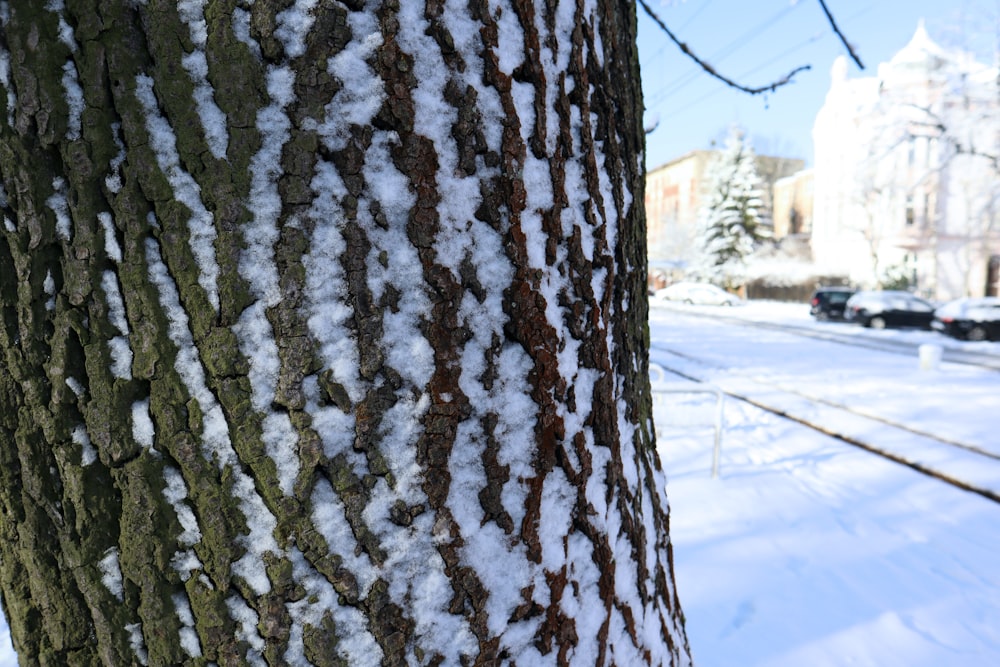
[918,344,943,371]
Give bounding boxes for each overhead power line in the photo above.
[644,1,807,108]
[637,0,811,96]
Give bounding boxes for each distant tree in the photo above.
[693,126,765,290]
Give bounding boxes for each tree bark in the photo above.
[0,1,690,664]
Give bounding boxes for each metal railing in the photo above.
[650,363,725,478]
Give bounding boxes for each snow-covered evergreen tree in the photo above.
[694,126,766,289]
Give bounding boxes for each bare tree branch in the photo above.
[906,102,1000,170]
[637,0,811,95]
[816,0,865,69]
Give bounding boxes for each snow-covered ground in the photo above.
[651,300,1000,666]
[0,622,9,665]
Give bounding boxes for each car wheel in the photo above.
[684,299,693,305]
[815,311,829,321]
[869,316,887,330]
[967,325,988,342]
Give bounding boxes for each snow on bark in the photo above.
[124,622,148,666]
[145,237,280,594]
[359,135,433,391]
[319,11,383,150]
[0,31,15,126]
[275,0,319,59]
[130,399,154,448]
[60,61,82,141]
[101,270,133,379]
[43,270,55,311]
[98,212,123,263]
[161,465,202,547]
[303,162,364,404]
[284,546,381,665]
[225,595,266,666]
[231,7,260,59]
[175,0,227,159]
[243,65,292,307]
[231,62,304,495]
[489,3,659,661]
[65,375,84,397]
[104,123,127,194]
[181,50,227,160]
[171,593,203,658]
[45,177,71,241]
[134,75,221,311]
[44,0,75,52]
[71,424,97,465]
[98,548,124,602]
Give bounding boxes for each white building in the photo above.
[812,21,1000,299]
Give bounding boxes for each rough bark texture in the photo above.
[0,1,690,665]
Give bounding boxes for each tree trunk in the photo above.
[0,1,690,664]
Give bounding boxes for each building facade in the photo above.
[812,22,1000,298]
[645,149,803,285]
[772,168,814,240]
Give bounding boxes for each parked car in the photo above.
[809,286,856,320]
[654,282,743,306]
[844,290,935,329]
[932,297,1000,341]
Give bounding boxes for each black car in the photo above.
[809,287,856,320]
[844,290,935,329]
[932,297,1000,341]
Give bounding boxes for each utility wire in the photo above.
[644,2,806,108]
[642,0,717,65]
[637,0,811,95]
[656,30,829,121]
[646,4,875,120]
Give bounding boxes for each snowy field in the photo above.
[652,301,1000,666]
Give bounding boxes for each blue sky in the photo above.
[638,0,987,169]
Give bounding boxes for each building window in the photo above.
[988,255,1000,297]
[790,208,801,235]
[905,195,915,226]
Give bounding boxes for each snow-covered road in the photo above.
[651,301,1000,666]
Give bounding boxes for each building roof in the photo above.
[646,149,715,175]
[888,19,948,68]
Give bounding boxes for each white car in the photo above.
[654,282,743,306]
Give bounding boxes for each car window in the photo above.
[907,297,933,312]
[888,297,908,309]
[851,297,868,308]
